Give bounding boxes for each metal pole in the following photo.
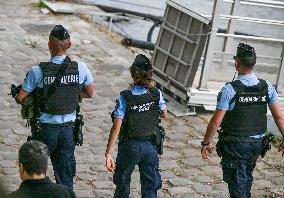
[198,0,223,90]
[276,44,284,92]
[223,0,240,52]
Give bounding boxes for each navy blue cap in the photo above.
[132,54,152,71]
[50,25,70,41]
[234,43,255,59]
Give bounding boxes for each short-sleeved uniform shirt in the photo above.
[22,55,93,124]
[217,73,278,137]
[113,85,167,119]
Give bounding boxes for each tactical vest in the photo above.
[121,87,160,138]
[221,79,269,136]
[37,60,81,115]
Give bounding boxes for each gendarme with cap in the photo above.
[221,43,269,137]
[37,24,81,115]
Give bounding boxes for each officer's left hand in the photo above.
[278,139,284,157]
[105,154,115,173]
[201,145,212,159]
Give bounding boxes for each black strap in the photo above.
[228,80,243,105]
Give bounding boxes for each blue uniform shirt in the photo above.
[22,55,93,124]
[217,73,278,137]
[113,85,167,119]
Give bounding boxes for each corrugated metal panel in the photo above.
[152,0,210,100]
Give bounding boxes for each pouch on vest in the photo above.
[21,94,35,119]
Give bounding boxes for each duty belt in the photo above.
[126,136,152,141]
[219,135,263,143]
[40,121,74,128]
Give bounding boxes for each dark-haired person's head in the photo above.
[48,24,71,57]
[234,43,256,70]
[18,140,49,180]
[130,54,154,88]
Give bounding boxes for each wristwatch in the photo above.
[201,141,210,146]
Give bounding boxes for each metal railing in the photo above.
[198,0,284,93]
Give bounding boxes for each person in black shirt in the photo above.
[6,140,76,198]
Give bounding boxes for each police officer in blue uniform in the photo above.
[105,54,168,198]
[201,43,284,197]
[15,25,94,189]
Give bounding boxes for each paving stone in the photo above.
[167,186,196,196]
[90,165,106,172]
[74,189,93,198]
[73,181,93,190]
[2,167,18,175]
[187,139,203,147]
[193,175,216,184]
[0,160,17,168]
[161,150,182,159]
[173,168,203,177]
[76,173,95,181]
[92,180,115,189]
[260,169,283,178]
[269,176,284,185]
[167,133,187,141]
[183,157,208,167]
[3,136,18,146]
[168,178,193,187]
[13,127,30,136]
[192,183,213,194]
[160,170,177,179]
[94,189,114,198]
[213,182,229,192]
[200,165,223,177]
[210,190,230,198]
[159,160,179,170]
[253,179,275,189]
[182,148,201,157]
[95,172,113,181]
[1,152,18,160]
[0,121,15,129]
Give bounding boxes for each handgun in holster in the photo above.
[73,114,84,146]
[261,133,274,158]
[151,126,165,155]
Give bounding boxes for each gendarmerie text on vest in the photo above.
[43,74,79,85]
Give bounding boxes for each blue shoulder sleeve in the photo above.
[266,80,278,105]
[216,84,235,111]
[113,95,126,119]
[158,89,167,110]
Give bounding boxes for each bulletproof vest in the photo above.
[121,87,160,138]
[221,79,269,136]
[38,61,81,115]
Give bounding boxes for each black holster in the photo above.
[216,140,223,158]
[151,126,165,155]
[73,114,84,146]
[27,118,41,141]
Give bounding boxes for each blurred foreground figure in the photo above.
[6,140,76,198]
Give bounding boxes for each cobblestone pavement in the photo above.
[0,0,283,197]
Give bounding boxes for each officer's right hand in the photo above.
[201,145,212,159]
[105,154,115,173]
